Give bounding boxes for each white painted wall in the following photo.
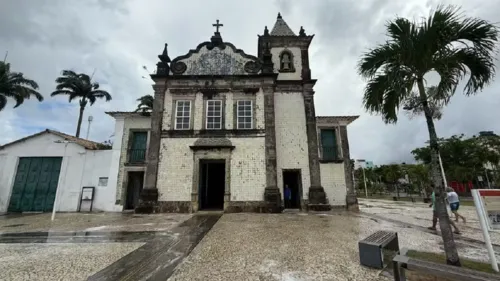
[80,150,119,212]
[271,47,302,80]
[0,133,117,213]
[274,92,311,198]
[107,117,124,208]
[320,163,347,206]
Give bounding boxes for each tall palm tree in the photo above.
[357,5,498,266]
[135,94,153,112]
[0,61,43,111]
[51,70,112,138]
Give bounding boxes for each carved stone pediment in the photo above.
[170,42,262,76]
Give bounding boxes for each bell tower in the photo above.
[257,13,314,81]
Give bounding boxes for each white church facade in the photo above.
[107,14,359,213]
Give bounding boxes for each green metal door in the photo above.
[8,157,62,212]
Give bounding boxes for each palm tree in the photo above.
[135,94,153,112]
[51,70,112,138]
[357,5,498,266]
[0,61,43,111]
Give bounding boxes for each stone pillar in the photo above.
[136,83,165,213]
[303,88,330,211]
[340,126,358,211]
[263,86,282,213]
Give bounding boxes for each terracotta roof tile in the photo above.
[0,129,111,150]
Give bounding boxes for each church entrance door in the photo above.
[199,160,225,210]
[125,171,144,210]
[283,170,302,209]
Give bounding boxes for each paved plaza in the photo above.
[0,200,498,280]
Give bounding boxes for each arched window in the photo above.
[279,50,295,72]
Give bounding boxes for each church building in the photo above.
[107,14,359,213]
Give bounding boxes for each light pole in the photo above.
[86,115,93,140]
[52,140,74,221]
[362,166,368,198]
[438,153,448,188]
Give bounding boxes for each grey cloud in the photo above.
[1,0,499,166]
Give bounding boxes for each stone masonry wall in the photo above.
[157,138,194,201]
[157,137,266,202]
[274,92,310,198]
[229,138,266,201]
[320,163,347,206]
[115,116,151,203]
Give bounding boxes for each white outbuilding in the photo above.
[0,129,120,214]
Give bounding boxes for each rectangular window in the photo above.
[175,100,191,130]
[236,100,253,129]
[320,129,337,160]
[206,100,222,129]
[129,131,148,163]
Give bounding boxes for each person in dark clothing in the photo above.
[284,185,291,208]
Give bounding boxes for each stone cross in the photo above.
[213,19,223,33]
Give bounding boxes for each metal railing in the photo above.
[321,146,337,160]
[129,149,146,163]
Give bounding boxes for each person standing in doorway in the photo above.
[284,185,291,209]
[446,187,466,223]
[428,186,461,234]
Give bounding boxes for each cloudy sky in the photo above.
[1,0,499,164]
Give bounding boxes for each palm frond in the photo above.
[91,90,112,101]
[358,43,401,78]
[0,95,6,111]
[13,86,43,101]
[51,90,74,97]
[61,70,78,78]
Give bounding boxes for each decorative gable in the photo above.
[170,42,262,76]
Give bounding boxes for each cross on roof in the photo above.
[212,19,223,33]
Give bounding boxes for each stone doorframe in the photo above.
[190,148,232,212]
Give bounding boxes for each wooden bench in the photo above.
[392,248,500,281]
[359,230,399,269]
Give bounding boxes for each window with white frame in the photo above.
[175,100,191,130]
[206,100,223,129]
[237,100,253,129]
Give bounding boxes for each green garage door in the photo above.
[8,157,63,213]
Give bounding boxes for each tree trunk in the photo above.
[417,79,461,266]
[75,99,86,138]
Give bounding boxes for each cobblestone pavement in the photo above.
[168,212,408,281]
[0,242,144,281]
[359,198,500,262]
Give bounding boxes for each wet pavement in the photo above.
[0,213,192,233]
[1,201,498,280]
[0,213,198,281]
[359,198,500,262]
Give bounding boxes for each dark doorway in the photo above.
[283,170,302,209]
[125,171,144,210]
[199,160,226,210]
